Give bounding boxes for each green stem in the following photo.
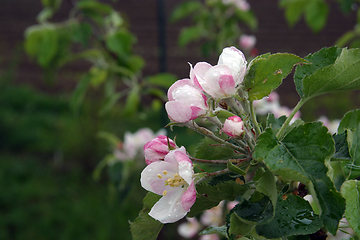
[206,116,223,130]
[189,157,249,165]
[250,101,261,137]
[186,121,248,154]
[276,99,306,139]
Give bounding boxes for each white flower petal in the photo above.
[140,161,177,195]
[149,187,188,223]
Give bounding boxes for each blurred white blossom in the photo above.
[114,128,166,161]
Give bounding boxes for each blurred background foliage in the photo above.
[1,0,360,239]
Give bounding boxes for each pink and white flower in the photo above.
[144,135,177,165]
[114,128,166,161]
[140,146,196,223]
[239,34,256,50]
[165,79,209,123]
[177,217,202,238]
[222,0,250,11]
[218,46,247,84]
[222,116,244,138]
[318,116,340,134]
[190,47,247,99]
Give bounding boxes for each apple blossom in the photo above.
[222,0,250,11]
[114,128,166,161]
[140,146,196,223]
[165,79,209,123]
[177,217,202,238]
[200,201,224,227]
[222,116,244,138]
[144,135,177,165]
[218,46,247,84]
[190,47,247,99]
[239,34,256,50]
[317,116,340,134]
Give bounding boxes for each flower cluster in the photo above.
[141,137,196,223]
[165,47,247,123]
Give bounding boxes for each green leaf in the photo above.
[89,66,108,87]
[146,73,177,88]
[341,180,360,236]
[227,160,246,175]
[178,26,202,47]
[338,110,360,179]
[294,47,360,101]
[70,74,91,113]
[71,22,92,47]
[199,225,228,238]
[230,191,274,225]
[106,29,136,57]
[253,123,345,234]
[194,137,240,160]
[130,192,163,240]
[256,194,322,238]
[41,0,61,8]
[304,0,329,33]
[229,213,255,236]
[256,169,277,210]
[266,114,287,133]
[99,93,121,116]
[24,25,59,68]
[244,53,307,101]
[294,46,342,99]
[188,180,249,217]
[332,132,351,161]
[266,113,305,136]
[343,126,360,179]
[127,55,145,74]
[338,109,360,133]
[279,0,308,27]
[37,7,55,22]
[170,1,202,22]
[77,0,112,15]
[336,31,356,48]
[122,86,140,117]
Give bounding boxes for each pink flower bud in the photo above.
[144,135,177,165]
[239,34,256,50]
[165,79,208,122]
[218,46,247,85]
[222,116,244,137]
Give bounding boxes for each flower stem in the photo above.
[186,121,248,154]
[276,99,306,139]
[249,101,261,137]
[206,116,223,130]
[189,156,250,165]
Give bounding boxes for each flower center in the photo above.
[158,170,186,188]
[165,173,186,187]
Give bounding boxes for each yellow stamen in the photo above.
[157,174,162,179]
[163,190,167,196]
[163,170,168,175]
[164,172,186,187]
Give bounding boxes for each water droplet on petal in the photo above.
[168,200,173,204]
[148,168,152,172]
